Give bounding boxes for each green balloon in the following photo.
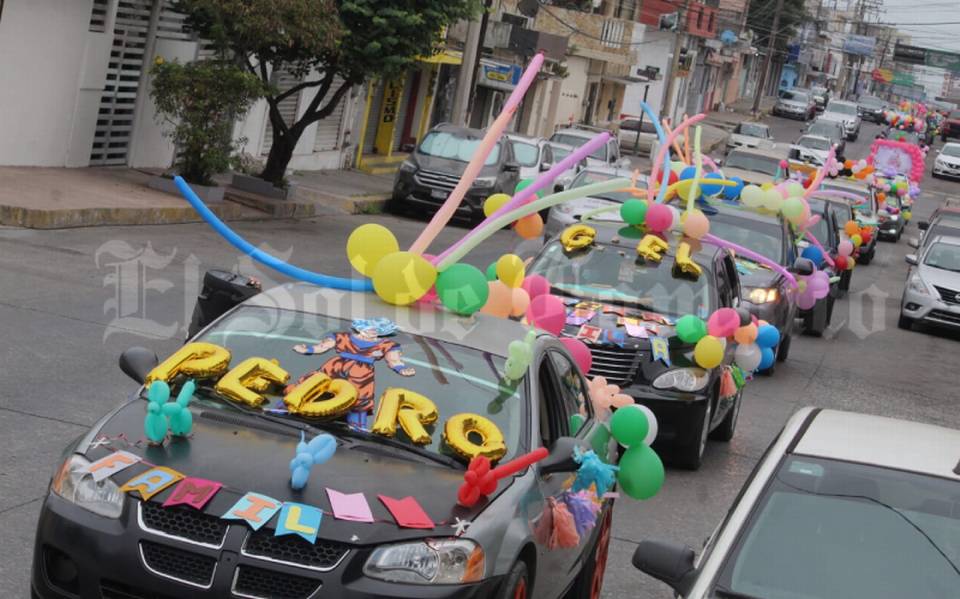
[485,262,498,281]
[782,197,804,220]
[436,264,489,315]
[620,199,648,226]
[515,178,544,198]
[618,445,665,500]
[609,404,649,448]
[675,314,707,344]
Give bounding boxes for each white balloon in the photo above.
[637,403,659,446]
[741,185,764,208]
[669,205,682,231]
[734,342,762,372]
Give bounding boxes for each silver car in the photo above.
[820,100,861,141]
[725,122,774,153]
[773,89,816,121]
[899,235,960,330]
[543,167,644,239]
[633,406,960,598]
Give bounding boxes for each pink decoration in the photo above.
[867,138,925,183]
[521,274,551,299]
[703,234,797,289]
[587,376,633,421]
[649,113,707,203]
[645,204,673,232]
[803,230,836,268]
[327,489,374,523]
[707,308,740,338]
[560,337,593,373]
[527,294,566,335]
[162,477,222,510]
[802,147,836,199]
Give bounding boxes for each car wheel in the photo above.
[898,312,915,330]
[710,389,741,442]
[803,301,827,337]
[674,397,711,470]
[496,561,530,599]
[776,333,792,362]
[384,194,405,215]
[566,509,612,599]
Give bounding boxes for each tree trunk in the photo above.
[260,133,296,187]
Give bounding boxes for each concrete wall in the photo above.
[0,0,98,166]
[556,57,589,127]
[623,26,671,119]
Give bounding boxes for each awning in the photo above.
[602,74,647,85]
[419,50,463,65]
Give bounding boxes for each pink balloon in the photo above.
[797,293,817,310]
[527,294,566,335]
[559,338,593,374]
[707,307,740,338]
[522,274,551,299]
[646,204,673,233]
[838,240,853,257]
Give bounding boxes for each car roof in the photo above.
[797,134,831,143]
[710,202,783,226]
[928,235,960,247]
[505,133,539,144]
[431,122,497,140]
[794,409,960,480]
[727,146,784,158]
[575,166,635,178]
[737,121,768,128]
[549,223,726,263]
[827,100,857,107]
[244,283,532,357]
[552,128,598,140]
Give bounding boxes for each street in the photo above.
[1,116,959,598]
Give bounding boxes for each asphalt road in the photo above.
[1,116,958,598]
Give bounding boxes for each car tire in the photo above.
[803,300,828,337]
[384,194,405,216]
[674,397,711,471]
[565,509,612,599]
[710,389,741,442]
[776,333,792,362]
[898,312,915,330]
[496,561,530,599]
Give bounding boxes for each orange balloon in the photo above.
[510,287,531,318]
[514,214,544,240]
[877,192,886,202]
[844,220,859,237]
[843,159,853,169]
[733,323,758,345]
[480,281,513,318]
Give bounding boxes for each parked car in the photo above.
[810,85,829,111]
[932,142,960,179]
[528,226,746,470]
[856,95,886,123]
[804,119,846,157]
[940,109,960,141]
[820,179,879,264]
[32,281,619,599]
[773,89,816,120]
[719,147,784,186]
[616,117,660,156]
[725,122,775,153]
[706,205,798,372]
[877,192,906,241]
[819,100,862,141]
[549,127,631,169]
[543,140,587,190]
[390,124,520,224]
[788,134,833,166]
[505,133,549,181]
[799,198,841,335]
[633,406,960,599]
[543,167,643,239]
[900,235,960,331]
[914,206,960,250]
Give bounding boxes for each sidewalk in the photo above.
[705,96,777,131]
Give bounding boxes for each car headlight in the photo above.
[399,160,417,173]
[51,454,125,518]
[364,539,485,584]
[747,287,779,304]
[472,176,497,189]
[908,275,929,296]
[652,368,710,392]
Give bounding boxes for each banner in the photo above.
[843,35,875,57]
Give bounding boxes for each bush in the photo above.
[150,58,263,186]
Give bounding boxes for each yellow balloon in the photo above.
[372,251,437,306]
[496,254,525,288]
[761,182,774,191]
[694,335,724,369]
[346,224,399,276]
[483,193,511,218]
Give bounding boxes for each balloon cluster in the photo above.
[838,159,874,180]
[794,268,831,311]
[607,404,664,500]
[675,308,778,373]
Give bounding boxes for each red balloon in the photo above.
[645,204,673,233]
[667,170,679,186]
[835,255,848,270]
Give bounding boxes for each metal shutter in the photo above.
[313,75,347,152]
[260,69,301,155]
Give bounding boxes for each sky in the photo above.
[881,0,960,95]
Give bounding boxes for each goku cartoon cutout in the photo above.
[291,318,414,428]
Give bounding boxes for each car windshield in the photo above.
[510,140,540,167]
[798,136,832,151]
[551,133,608,161]
[806,200,832,245]
[529,241,713,316]
[941,145,960,157]
[708,212,785,265]
[820,183,874,216]
[194,306,525,463]
[736,123,768,138]
[418,131,501,165]
[808,122,841,139]
[924,242,960,272]
[713,456,960,599]
[570,170,643,202]
[550,144,573,162]
[859,96,884,108]
[780,90,809,102]
[724,152,781,176]
[827,102,858,116]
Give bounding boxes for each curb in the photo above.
[0,201,260,230]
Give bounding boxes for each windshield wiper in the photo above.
[713,586,765,599]
[552,284,656,311]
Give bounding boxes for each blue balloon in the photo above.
[758,346,776,371]
[679,166,697,180]
[801,245,824,267]
[700,172,724,196]
[756,324,781,349]
[174,177,372,292]
[722,176,745,200]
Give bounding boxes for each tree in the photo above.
[150,59,263,185]
[176,0,481,187]
[747,0,807,59]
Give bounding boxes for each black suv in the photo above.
[801,199,843,336]
[389,124,520,224]
[528,224,745,470]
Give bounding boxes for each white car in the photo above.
[819,100,861,141]
[543,168,643,239]
[549,127,631,169]
[900,235,960,331]
[633,406,960,598]
[616,117,660,157]
[725,122,775,153]
[719,147,785,186]
[932,142,960,179]
[788,134,833,166]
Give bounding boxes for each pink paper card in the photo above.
[327,489,374,523]
[379,495,434,529]
[162,477,222,510]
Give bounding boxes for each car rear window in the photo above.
[510,140,540,167]
[419,131,501,165]
[724,152,781,176]
[550,133,608,161]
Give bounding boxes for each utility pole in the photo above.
[752,0,785,115]
[661,0,690,124]
[452,18,482,126]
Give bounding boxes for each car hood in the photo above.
[414,152,500,177]
[791,145,829,163]
[718,166,776,186]
[729,134,773,148]
[778,99,808,108]
[821,113,856,124]
[918,264,960,292]
[937,154,960,167]
[91,399,492,545]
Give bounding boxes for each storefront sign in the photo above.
[374,79,404,155]
[479,62,522,91]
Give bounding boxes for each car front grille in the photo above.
[415,169,461,192]
[242,528,350,571]
[927,310,960,326]
[586,345,639,386]
[139,541,217,588]
[100,579,176,599]
[138,501,228,547]
[232,565,321,599]
[934,286,960,306]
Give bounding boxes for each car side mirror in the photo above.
[540,162,553,172]
[908,237,920,249]
[504,161,520,173]
[905,254,919,266]
[791,257,816,276]
[119,347,159,384]
[632,540,697,596]
[539,437,586,475]
[554,183,567,193]
[918,221,929,231]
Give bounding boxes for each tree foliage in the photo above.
[747,0,808,59]
[175,0,481,186]
[150,59,263,185]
